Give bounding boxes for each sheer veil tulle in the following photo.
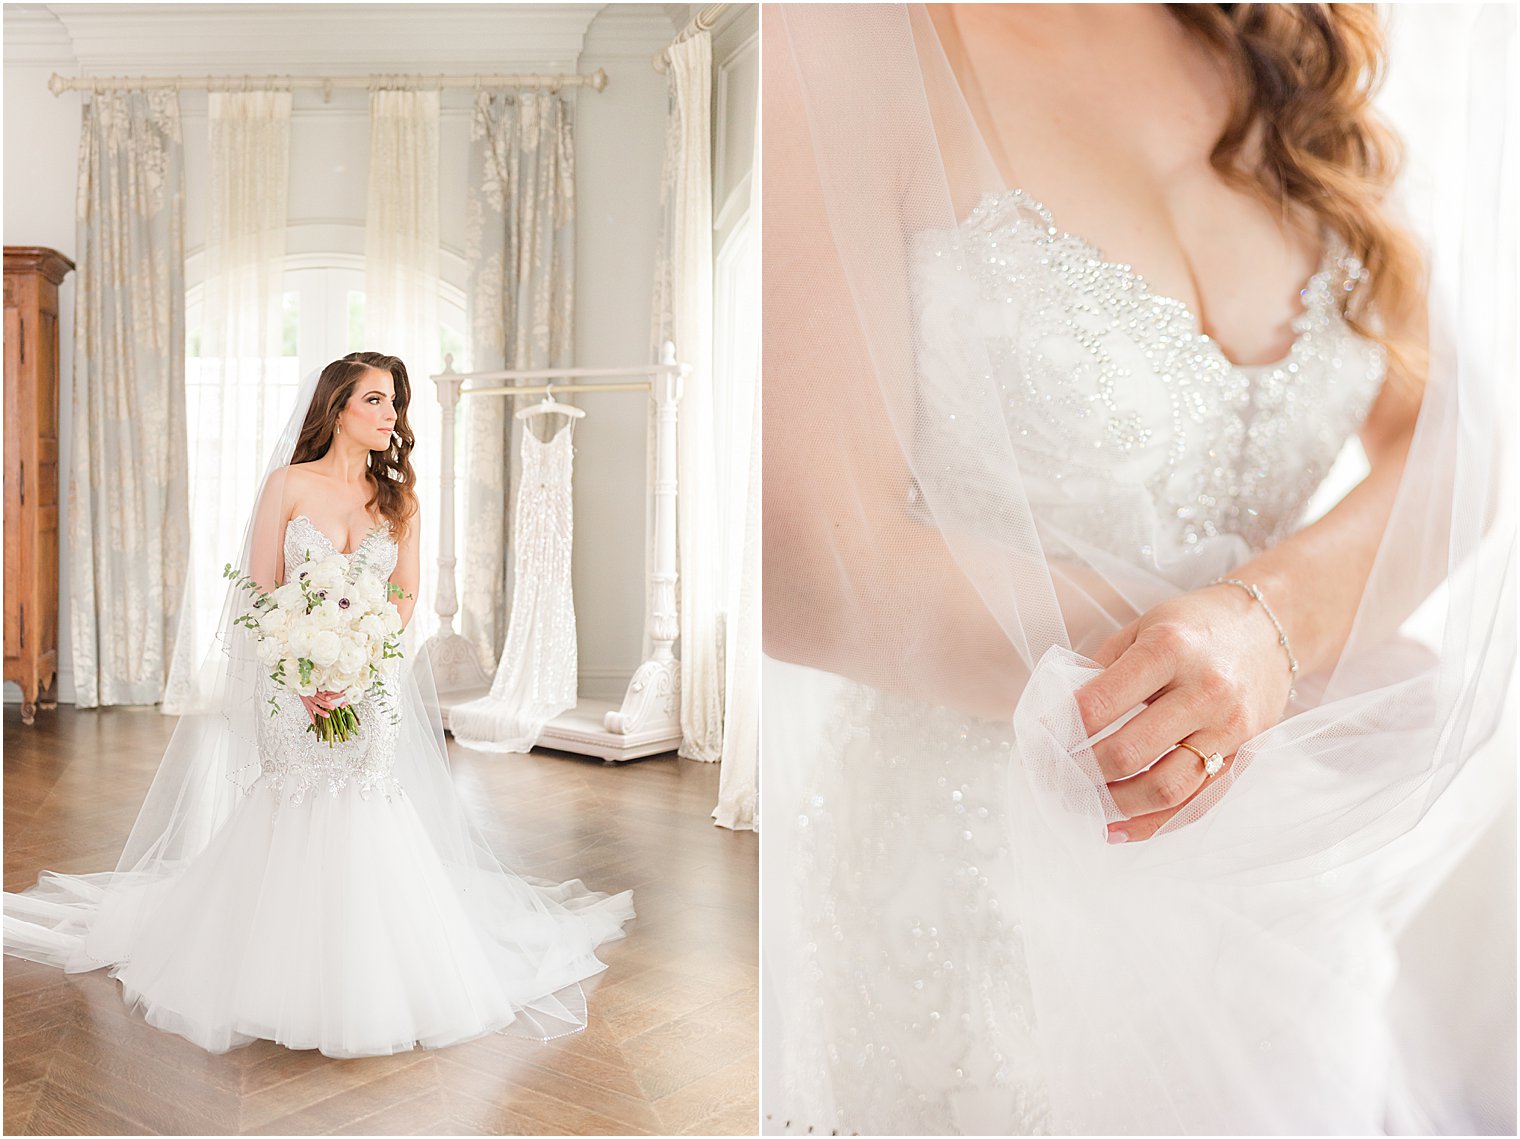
[4,367,631,1041]
[763,4,1515,1134]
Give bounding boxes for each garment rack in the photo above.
[420,342,688,763]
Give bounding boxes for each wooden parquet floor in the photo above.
[2,703,758,1136]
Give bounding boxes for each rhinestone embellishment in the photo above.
[252,514,405,810]
[908,187,1387,567]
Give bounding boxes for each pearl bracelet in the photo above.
[1210,577,1300,701]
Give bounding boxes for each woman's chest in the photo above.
[908,191,1386,561]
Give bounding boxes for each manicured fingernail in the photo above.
[1106,829,1129,845]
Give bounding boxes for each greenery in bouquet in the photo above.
[223,538,412,747]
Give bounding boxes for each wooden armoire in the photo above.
[5,246,74,725]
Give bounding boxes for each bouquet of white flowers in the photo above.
[223,545,411,746]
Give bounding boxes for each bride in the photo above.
[763,4,1514,1135]
[4,350,635,1058]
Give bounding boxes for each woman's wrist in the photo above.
[1215,557,1323,677]
[1208,575,1301,699]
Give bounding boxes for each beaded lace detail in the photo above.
[910,188,1386,566]
[252,514,403,810]
[784,684,1052,1136]
[780,192,1390,1134]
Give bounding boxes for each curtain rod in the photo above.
[48,69,608,101]
[653,3,728,73]
[463,380,654,398]
[436,357,685,385]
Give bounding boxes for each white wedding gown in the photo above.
[450,420,579,753]
[768,190,1509,1134]
[4,511,634,1058]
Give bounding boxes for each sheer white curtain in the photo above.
[652,31,724,763]
[367,88,442,644]
[163,90,292,714]
[712,127,761,831]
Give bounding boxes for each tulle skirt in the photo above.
[6,778,634,1059]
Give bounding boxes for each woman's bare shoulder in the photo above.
[268,463,321,520]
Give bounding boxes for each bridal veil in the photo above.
[5,363,626,1040]
[762,4,1515,1132]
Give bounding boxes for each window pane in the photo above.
[348,291,366,352]
[440,322,464,372]
[281,291,300,357]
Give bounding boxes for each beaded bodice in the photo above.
[254,514,402,808]
[778,194,1391,1136]
[910,188,1386,568]
[283,513,398,583]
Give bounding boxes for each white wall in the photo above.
[3,2,707,705]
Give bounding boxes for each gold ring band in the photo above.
[1173,741,1225,777]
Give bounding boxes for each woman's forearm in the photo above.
[1231,427,1416,677]
[394,593,417,631]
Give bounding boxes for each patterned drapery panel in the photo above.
[460,90,576,673]
[68,89,189,707]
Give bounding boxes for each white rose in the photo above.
[312,602,342,630]
[256,637,282,665]
[344,685,366,704]
[355,572,384,605]
[309,630,343,668]
[295,678,318,697]
[337,642,366,674]
[319,552,349,576]
[271,582,304,611]
[382,606,403,634]
[260,608,288,634]
[367,639,384,664]
[358,614,386,639]
[286,627,314,658]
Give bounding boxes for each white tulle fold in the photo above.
[762,4,1515,1133]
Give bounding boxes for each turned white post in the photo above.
[604,340,686,736]
[418,353,491,699]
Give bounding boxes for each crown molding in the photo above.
[33,4,609,74]
[3,5,78,68]
[580,4,686,59]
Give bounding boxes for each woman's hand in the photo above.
[1073,582,1296,844]
[298,689,348,725]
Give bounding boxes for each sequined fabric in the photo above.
[789,683,1053,1136]
[448,421,578,753]
[911,188,1386,567]
[784,194,1389,1134]
[253,515,403,809]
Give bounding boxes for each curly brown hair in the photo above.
[289,351,419,545]
[1166,2,1426,391]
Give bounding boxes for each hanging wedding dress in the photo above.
[4,368,633,1058]
[763,5,1515,1135]
[450,415,579,754]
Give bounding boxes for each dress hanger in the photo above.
[514,384,586,422]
